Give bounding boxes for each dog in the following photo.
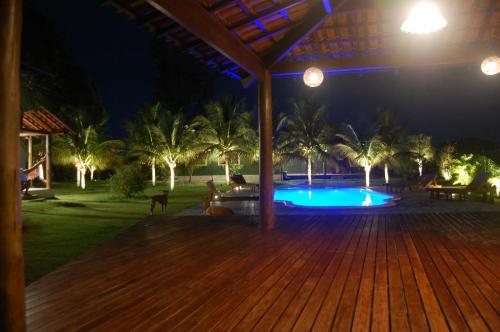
[150,190,169,215]
[201,197,235,216]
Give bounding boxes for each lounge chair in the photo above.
[428,172,493,202]
[384,173,437,193]
[207,180,259,202]
[230,174,258,192]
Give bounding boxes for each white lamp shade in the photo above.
[401,1,447,34]
[303,67,324,87]
[481,56,500,76]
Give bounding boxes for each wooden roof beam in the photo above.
[263,0,351,68]
[240,0,335,87]
[271,42,500,76]
[145,0,266,80]
[209,0,236,12]
[228,0,305,30]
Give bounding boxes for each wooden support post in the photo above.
[27,137,32,168]
[0,0,26,331]
[45,134,51,190]
[258,70,275,230]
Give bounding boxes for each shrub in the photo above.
[229,163,244,175]
[450,154,477,185]
[450,154,498,186]
[109,165,146,197]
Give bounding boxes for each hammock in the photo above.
[21,155,46,181]
[21,155,46,196]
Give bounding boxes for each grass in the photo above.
[22,180,211,284]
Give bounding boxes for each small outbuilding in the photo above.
[20,107,74,195]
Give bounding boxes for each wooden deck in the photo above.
[26,212,500,331]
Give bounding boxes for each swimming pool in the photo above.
[274,188,395,208]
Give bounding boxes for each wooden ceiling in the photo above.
[106,0,500,82]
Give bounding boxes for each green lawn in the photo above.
[22,181,209,284]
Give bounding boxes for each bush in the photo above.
[109,165,146,197]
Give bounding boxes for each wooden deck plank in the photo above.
[407,214,469,331]
[386,215,412,332]
[234,221,336,331]
[290,215,365,332]
[425,218,500,330]
[370,216,390,332]
[29,220,259,330]
[120,219,323,331]
[311,216,371,331]
[208,220,332,331]
[249,217,351,331]
[415,215,490,331]
[400,215,449,332]
[348,215,379,332]
[271,216,360,331]
[101,218,326,331]
[24,212,500,331]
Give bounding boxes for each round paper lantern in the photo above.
[401,1,447,34]
[481,56,500,76]
[303,67,324,87]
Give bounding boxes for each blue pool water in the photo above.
[274,188,394,208]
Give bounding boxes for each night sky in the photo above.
[32,1,500,144]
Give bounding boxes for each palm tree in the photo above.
[157,110,196,190]
[271,111,289,168]
[193,97,256,185]
[374,109,403,183]
[335,124,386,188]
[125,103,164,186]
[53,121,122,189]
[279,100,332,185]
[380,143,400,184]
[407,134,434,177]
[437,143,455,180]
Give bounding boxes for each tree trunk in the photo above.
[224,161,230,185]
[90,166,95,181]
[169,165,175,191]
[76,165,81,187]
[418,160,423,177]
[384,163,389,184]
[151,157,156,186]
[307,155,312,186]
[364,165,371,188]
[80,168,86,190]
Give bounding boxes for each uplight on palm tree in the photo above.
[126,103,164,186]
[193,97,255,185]
[335,124,386,188]
[158,110,196,190]
[407,134,434,176]
[279,100,333,186]
[53,120,122,189]
[438,143,455,180]
[374,109,403,184]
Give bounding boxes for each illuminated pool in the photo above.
[274,188,395,208]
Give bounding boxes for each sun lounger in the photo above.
[230,174,258,192]
[428,172,493,202]
[384,173,437,193]
[207,180,259,201]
